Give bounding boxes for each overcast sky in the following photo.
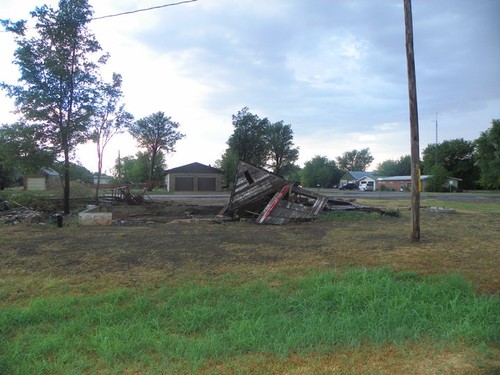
[1,0,499,174]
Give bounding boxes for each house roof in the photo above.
[165,162,222,174]
[342,171,377,181]
[41,167,60,177]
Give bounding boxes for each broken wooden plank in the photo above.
[224,161,332,224]
[256,183,289,224]
[225,161,287,217]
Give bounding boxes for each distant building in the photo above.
[93,174,112,185]
[377,175,462,191]
[24,168,60,191]
[164,162,223,192]
[340,171,377,190]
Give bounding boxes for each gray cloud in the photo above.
[1,0,498,170]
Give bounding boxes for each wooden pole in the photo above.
[404,0,420,241]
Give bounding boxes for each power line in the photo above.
[0,0,198,32]
[92,0,198,21]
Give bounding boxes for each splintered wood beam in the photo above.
[311,195,329,216]
[256,183,290,224]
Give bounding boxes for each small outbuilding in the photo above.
[164,162,223,192]
[24,168,61,191]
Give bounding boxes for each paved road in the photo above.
[148,191,499,204]
[331,190,500,203]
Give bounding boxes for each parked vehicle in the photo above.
[359,181,375,191]
[340,182,358,190]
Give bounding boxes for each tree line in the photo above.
[217,109,499,192]
[0,0,184,212]
[1,0,498,211]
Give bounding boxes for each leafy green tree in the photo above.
[266,121,299,175]
[301,156,342,188]
[113,151,166,185]
[227,107,270,167]
[0,131,18,189]
[422,139,479,189]
[426,164,449,192]
[376,155,411,176]
[0,123,56,188]
[128,112,184,191]
[281,164,302,184]
[1,0,108,213]
[90,73,133,201]
[336,148,374,172]
[215,148,239,188]
[53,161,93,184]
[114,156,141,183]
[475,119,500,189]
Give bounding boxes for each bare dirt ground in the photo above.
[1,196,499,296]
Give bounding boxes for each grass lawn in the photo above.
[0,195,499,374]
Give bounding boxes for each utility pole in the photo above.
[404,0,420,241]
[434,112,438,166]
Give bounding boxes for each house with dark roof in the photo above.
[164,162,223,192]
[340,171,377,191]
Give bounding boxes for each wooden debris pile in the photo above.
[109,186,146,205]
[0,202,40,225]
[220,161,363,225]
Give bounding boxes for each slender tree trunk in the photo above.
[404,0,420,241]
[148,152,156,191]
[62,43,79,215]
[63,149,70,214]
[95,139,103,204]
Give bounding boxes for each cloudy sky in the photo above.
[1,0,499,174]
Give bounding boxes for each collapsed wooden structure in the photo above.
[220,161,332,225]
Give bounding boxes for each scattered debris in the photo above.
[425,206,455,213]
[0,200,40,225]
[108,186,146,205]
[220,161,376,225]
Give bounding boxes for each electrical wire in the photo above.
[0,0,199,32]
[92,0,198,21]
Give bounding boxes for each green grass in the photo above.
[423,199,500,214]
[1,268,498,374]
[317,210,386,222]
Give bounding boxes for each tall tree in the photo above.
[215,148,239,188]
[376,155,411,176]
[112,152,166,185]
[1,0,107,213]
[90,73,133,202]
[336,148,374,172]
[128,111,184,191]
[53,161,93,183]
[475,119,500,189]
[301,156,342,188]
[426,164,450,192]
[422,138,479,189]
[266,120,299,175]
[227,107,270,167]
[0,122,56,187]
